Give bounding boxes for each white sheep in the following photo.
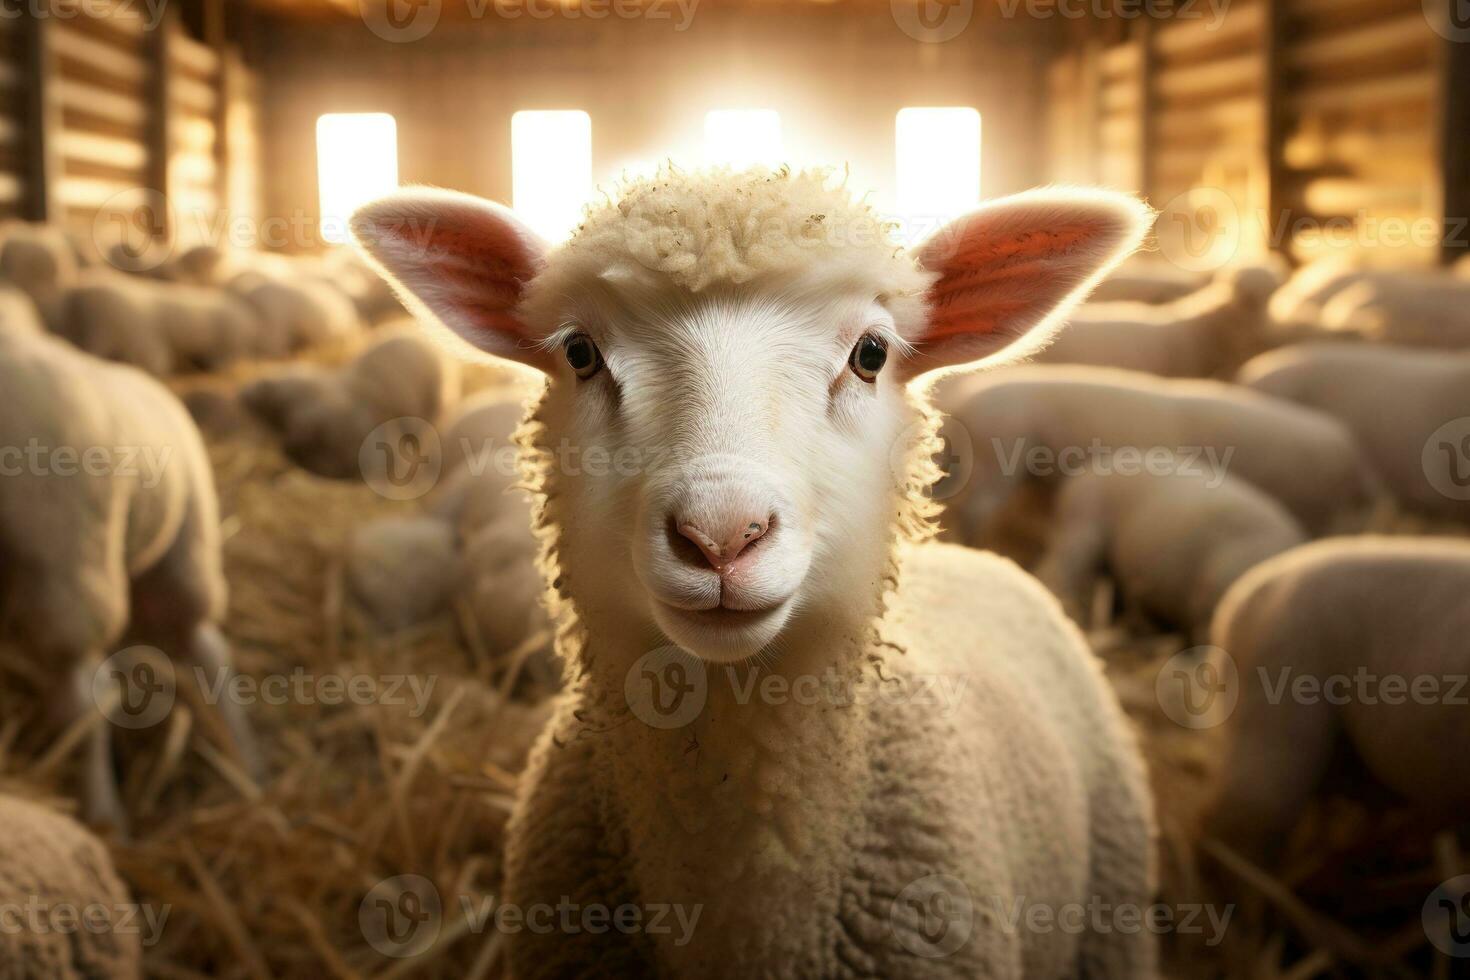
[241,329,459,479]
[1204,536,1470,859]
[49,272,263,375]
[1264,257,1367,330]
[228,269,362,353]
[1238,342,1470,520]
[0,327,259,831]
[1035,466,1306,640]
[0,794,142,978]
[355,169,1158,977]
[0,222,78,314]
[1039,262,1285,377]
[1316,270,1470,348]
[344,515,460,631]
[0,285,44,338]
[936,364,1378,541]
[1086,256,1207,304]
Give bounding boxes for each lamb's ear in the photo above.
[350,189,555,372]
[901,189,1153,379]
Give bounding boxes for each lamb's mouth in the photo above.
[651,597,795,662]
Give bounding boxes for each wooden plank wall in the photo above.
[9,1,259,255]
[1046,0,1461,267]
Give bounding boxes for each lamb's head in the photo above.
[354,169,1148,664]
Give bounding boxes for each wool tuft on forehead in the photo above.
[527,166,935,306]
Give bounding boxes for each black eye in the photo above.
[564,333,603,379]
[849,333,888,382]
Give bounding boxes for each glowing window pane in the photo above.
[316,113,399,245]
[704,110,783,169]
[512,110,593,243]
[896,107,981,223]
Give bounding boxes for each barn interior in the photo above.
[0,0,1467,976]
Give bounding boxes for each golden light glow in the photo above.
[512,110,593,243]
[704,110,783,169]
[316,113,399,245]
[895,107,981,225]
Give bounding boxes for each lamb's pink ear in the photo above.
[350,189,555,372]
[902,189,1153,379]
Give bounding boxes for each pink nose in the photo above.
[677,517,770,570]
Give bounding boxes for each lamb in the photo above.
[0,221,77,322]
[935,364,1378,541]
[1265,257,1367,330]
[1203,537,1470,859]
[344,515,459,630]
[241,329,460,479]
[1035,466,1306,640]
[0,794,143,978]
[1238,342,1470,520]
[228,268,362,353]
[1086,256,1207,304]
[49,272,264,375]
[0,326,259,831]
[1038,262,1284,377]
[354,168,1158,977]
[1316,270,1470,348]
[0,285,44,338]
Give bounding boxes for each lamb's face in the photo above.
[353,173,1151,665]
[535,278,909,661]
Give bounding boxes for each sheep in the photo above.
[1203,536,1470,860]
[0,222,77,321]
[0,326,259,831]
[354,168,1159,977]
[1086,256,1208,304]
[1265,257,1367,330]
[1238,342,1470,520]
[1316,270,1470,348]
[228,269,362,353]
[241,329,459,479]
[1035,466,1306,640]
[0,794,143,978]
[936,364,1378,542]
[49,272,264,375]
[1038,262,1285,377]
[344,515,459,631]
[0,285,44,338]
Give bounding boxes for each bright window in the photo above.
[704,110,783,169]
[895,107,981,224]
[316,113,399,245]
[512,110,593,242]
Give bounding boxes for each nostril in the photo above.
[674,514,776,570]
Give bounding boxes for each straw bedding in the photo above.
[0,333,1465,978]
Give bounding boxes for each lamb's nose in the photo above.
[676,517,770,570]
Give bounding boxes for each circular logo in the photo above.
[891,873,974,958]
[360,0,441,42]
[624,645,707,730]
[1423,0,1470,42]
[890,0,973,42]
[1155,187,1242,274]
[1423,875,1470,958]
[1422,417,1470,502]
[360,417,443,501]
[360,874,443,958]
[91,647,176,730]
[94,188,175,274]
[1156,646,1239,730]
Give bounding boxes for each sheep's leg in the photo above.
[1034,480,1109,628]
[63,656,129,836]
[184,622,264,781]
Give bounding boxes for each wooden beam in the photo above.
[143,4,177,239]
[1262,0,1289,261]
[1438,8,1470,264]
[20,9,62,222]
